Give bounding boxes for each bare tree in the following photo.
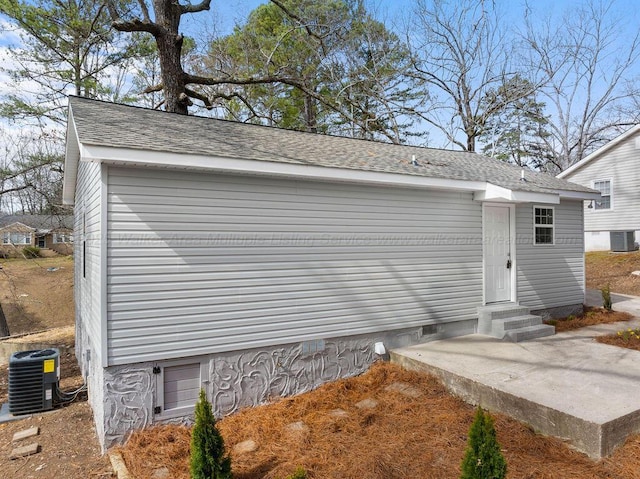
[0,129,65,214]
[408,0,535,151]
[523,0,640,171]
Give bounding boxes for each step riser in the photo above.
[478,307,531,321]
[504,325,555,342]
[477,305,555,342]
[491,316,542,335]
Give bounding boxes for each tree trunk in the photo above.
[466,132,475,152]
[154,0,189,114]
[304,92,317,133]
[0,303,10,338]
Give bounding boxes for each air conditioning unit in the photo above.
[8,348,60,415]
[610,231,636,252]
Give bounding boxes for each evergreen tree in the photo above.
[190,389,232,479]
[460,407,507,479]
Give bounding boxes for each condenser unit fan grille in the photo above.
[8,348,60,415]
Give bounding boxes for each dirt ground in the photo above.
[0,257,110,479]
[0,335,113,479]
[0,256,74,335]
[586,250,640,296]
[118,362,640,479]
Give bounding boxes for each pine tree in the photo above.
[190,389,232,479]
[460,407,507,479]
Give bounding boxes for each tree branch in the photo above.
[180,0,212,15]
[184,88,213,109]
[0,183,34,196]
[270,0,326,42]
[106,0,161,35]
[143,83,164,94]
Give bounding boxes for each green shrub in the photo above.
[22,245,41,258]
[284,467,307,479]
[190,389,232,479]
[602,284,612,311]
[460,407,507,479]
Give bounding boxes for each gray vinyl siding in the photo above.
[74,161,103,365]
[515,200,584,310]
[106,167,483,365]
[564,132,640,232]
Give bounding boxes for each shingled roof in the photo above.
[64,96,596,203]
[0,214,73,231]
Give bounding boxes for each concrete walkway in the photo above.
[585,288,640,316]
[391,294,640,459]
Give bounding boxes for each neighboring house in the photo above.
[63,97,598,450]
[558,125,640,251]
[0,214,74,257]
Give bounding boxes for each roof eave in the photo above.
[474,184,560,204]
[80,144,490,193]
[63,106,79,205]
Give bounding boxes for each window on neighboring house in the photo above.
[534,206,554,245]
[592,179,612,210]
[53,232,74,244]
[1,232,32,244]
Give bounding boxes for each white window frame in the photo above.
[1,231,32,245]
[533,205,555,246]
[53,232,74,244]
[154,357,209,420]
[591,178,613,211]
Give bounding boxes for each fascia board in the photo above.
[63,108,80,205]
[79,144,489,193]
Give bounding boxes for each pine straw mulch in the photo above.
[597,327,640,352]
[545,306,632,333]
[115,362,640,479]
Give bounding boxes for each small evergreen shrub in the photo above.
[602,284,612,311]
[22,245,41,258]
[190,389,232,479]
[460,407,507,479]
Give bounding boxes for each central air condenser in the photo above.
[8,348,60,415]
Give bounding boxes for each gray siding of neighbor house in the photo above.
[75,160,104,367]
[564,133,640,233]
[515,200,585,312]
[105,166,484,366]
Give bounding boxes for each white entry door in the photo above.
[484,205,512,303]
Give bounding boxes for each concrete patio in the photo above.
[391,295,640,459]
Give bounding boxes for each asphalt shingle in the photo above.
[68,96,594,195]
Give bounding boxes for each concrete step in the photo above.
[504,324,556,342]
[478,303,531,320]
[477,303,530,335]
[491,315,542,336]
